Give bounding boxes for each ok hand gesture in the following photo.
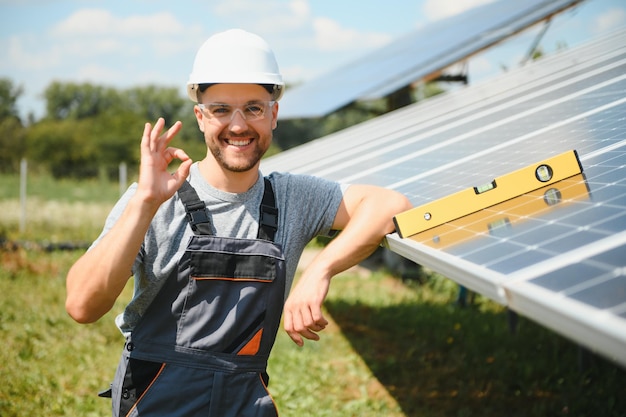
[136,118,193,208]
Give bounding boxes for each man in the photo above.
[66,29,411,416]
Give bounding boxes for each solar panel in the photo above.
[262,27,626,367]
[278,0,584,119]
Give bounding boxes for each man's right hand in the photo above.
[136,118,193,208]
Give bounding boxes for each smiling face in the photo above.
[195,83,278,174]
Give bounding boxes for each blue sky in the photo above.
[1,0,625,120]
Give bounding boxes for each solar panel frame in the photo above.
[502,232,626,366]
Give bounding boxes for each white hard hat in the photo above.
[187,29,284,102]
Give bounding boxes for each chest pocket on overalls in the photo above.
[176,179,285,357]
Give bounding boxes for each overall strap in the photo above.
[177,178,278,240]
[177,181,213,235]
[259,178,278,242]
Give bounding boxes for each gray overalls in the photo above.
[110,178,285,416]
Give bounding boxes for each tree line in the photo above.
[1,77,442,180]
[1,79,209,179]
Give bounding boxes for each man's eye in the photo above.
[246,105,263,114]
[212,106,231,115]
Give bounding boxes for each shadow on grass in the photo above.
[325,292,626,417]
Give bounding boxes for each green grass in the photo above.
[0,173,119,242]
[323,270,626,416]
[0,249,132,416]
[2,248,625,417]
[0,173,122,203]
[1,175,625,416]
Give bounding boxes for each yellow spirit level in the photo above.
[409,174,590,249]
[393,150,583,239]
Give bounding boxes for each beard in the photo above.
[207,135,268,173]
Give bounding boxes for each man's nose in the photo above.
[228,108,249,132]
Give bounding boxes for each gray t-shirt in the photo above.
[92,163,346,335]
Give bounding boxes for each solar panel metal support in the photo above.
[432,73,468,85]
[521,18,552,66]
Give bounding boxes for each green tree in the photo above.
[273,117,324,151]
[120,85,207,161]
[0,78,26,173]
[26,118,99,178]
[89,111,143,178]
[122,85,187,123]
[0,78,23,120]
[44,81,121,120]
[32,81,209,178]
[0,117,26,173]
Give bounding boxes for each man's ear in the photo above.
[194,106,205,132]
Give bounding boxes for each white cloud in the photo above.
[278,64,309,84]
[289,0,310,19]
[312,17,391,52]
[122,12,185,36]
[212,0,265,16]
[274,0,311,30]
[212,0,310,33]
[36,8,202,85]
[68,62,173,88]
[469,56,492,73]
[50,9,185,37]
[50,9,112,36]
[4,35,62,71]
[66,38,132,57]
[591,7,626,34]
[423,0,496,21]
[74,63,125,84]
[209,0,389,54]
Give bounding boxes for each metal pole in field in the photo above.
[20,158,27,233]
[119,162,127,197]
